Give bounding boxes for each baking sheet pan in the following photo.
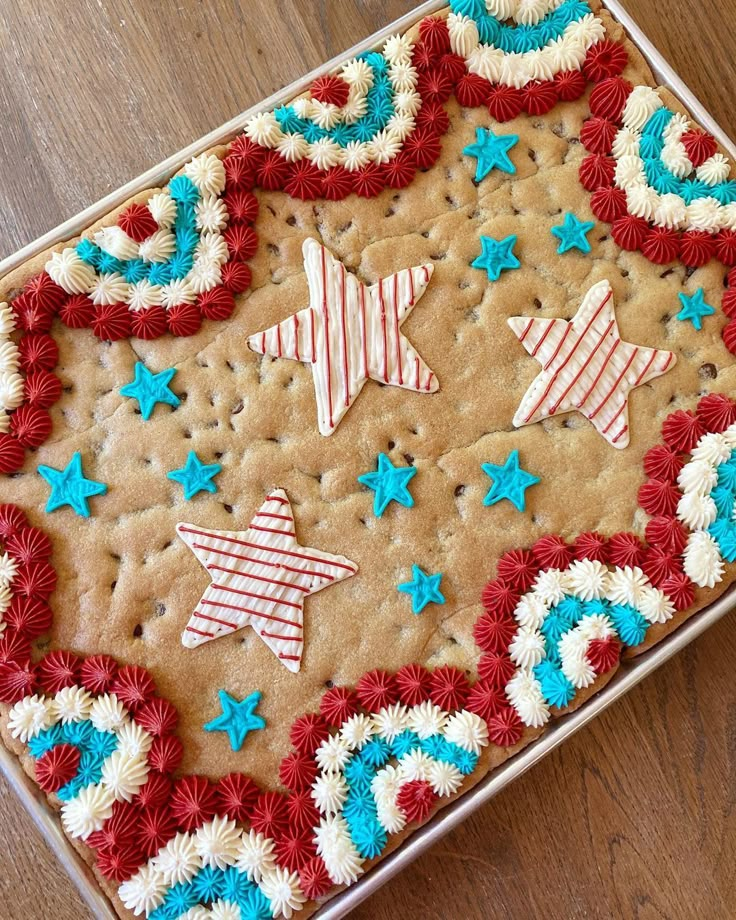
[1,1,735,917]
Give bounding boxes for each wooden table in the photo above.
[1,2,735,917]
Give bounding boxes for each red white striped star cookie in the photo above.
[508,280,676,449]
[176,490,358,672]
[248,238,439,436]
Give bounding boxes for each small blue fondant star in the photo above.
[204,689,266,752]
[551,212,595,254]
[168,451,222,500]
[398,564,445,614]
[120,361,180,420]
[471,235,520,281]
[481,449,540,512]
[463,127,519,181]
[676,288,716,331]
[37,452,107,518]
[357,453,417,517]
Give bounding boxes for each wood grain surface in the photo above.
[1,2,735,918]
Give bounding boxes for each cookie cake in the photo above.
[1,1,736,917]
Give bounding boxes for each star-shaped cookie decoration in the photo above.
[248,238,439,436]
[482,450,539,512]
[168,451,222,500]
[551,212,595,254]
[508,280,676,448]
[463,127,518,181]
[204,689,266,751]
[120,361,180,420]
[398,564,445,614]
[472,235,520,281]
[176,489,358,672]
[676,288,715,330]
[38,452,107,518]
[358,453,417,517]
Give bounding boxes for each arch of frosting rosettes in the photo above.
[1,393,735,916]
[0,3,629,474]
[580,79,736,272]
